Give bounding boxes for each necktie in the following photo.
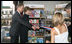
[21,14,23,16]
[21,12,23,16]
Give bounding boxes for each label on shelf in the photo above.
[24,4,44,8]
[56,3,67,8]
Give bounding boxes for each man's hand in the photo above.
[32,25,40,30]
[32,26,36,30]
[36,26,40,29]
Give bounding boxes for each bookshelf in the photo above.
[24,4,48,43]
[1,6,13,43]
[28,35,44,37]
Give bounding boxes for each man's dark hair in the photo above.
[65,2,71,9]
[16,3,24,9]
[24,6,31,13]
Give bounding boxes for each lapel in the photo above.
[16,11,22,18]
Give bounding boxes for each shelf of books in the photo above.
[1,7,12,43]
[24,4,50,43]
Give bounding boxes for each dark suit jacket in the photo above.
[68,25,71,37]
[9,11,33,36]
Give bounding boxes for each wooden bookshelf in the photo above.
[29,17,45,19]
[4,36,11,40]
[28,35,44,37]
[25,4,47,43]
[64,17,71,19]
[30,8,45,10]
[1,18,12,20]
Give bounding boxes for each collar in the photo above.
[24,14,29,16]
[16,10,21,15]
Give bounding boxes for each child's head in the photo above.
[24,6,32,15]
[52,12,64,27]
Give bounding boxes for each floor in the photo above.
[1,37,71,43]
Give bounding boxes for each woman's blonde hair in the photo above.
[52,12,64,27]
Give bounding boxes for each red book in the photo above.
[36,20,39,23]
[29,19,32,23]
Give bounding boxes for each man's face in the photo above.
[19,6,24,13]
[66,9,71,15]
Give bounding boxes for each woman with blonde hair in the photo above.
[51,12,69,43]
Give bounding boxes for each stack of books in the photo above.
[29,10,44,18]
[29,19,39,24]
[28,37,43,43]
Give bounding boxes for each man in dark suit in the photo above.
[65,2,71,17]
[65,2,71,42]
[9,4,36,43]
